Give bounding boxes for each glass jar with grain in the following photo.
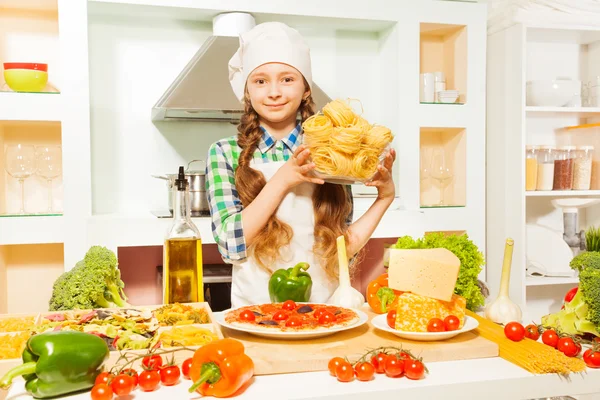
[536,145,555,191]
[525,145,539,191]
[572,145,594,190]
[553,145,576,191]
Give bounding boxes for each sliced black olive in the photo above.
[96,310,112,320]
[142,332,154,338]
[297,305,314,314]
[258,320,279,326]
[252,311,265,317]
[334,310,342,315]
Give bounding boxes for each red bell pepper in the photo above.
[564,286,578,303]
[366,273,403,314]
[188,338,254,398]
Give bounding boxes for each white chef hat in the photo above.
[228,22,313,102]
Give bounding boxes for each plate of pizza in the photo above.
[214,300,368,339]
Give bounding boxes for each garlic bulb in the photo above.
[327,236,365,309]
[485,238,522,324]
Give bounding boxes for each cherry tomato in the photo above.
[181,358,193,380]
[318,311,337,325]
[354,362,375,381]
[94,372,113,386]
[240,310,256,322]
[138,369,161,392]
[313,308,327,320]
[335,361,354,382]
[387,310,397,329]
[524,324,540,341]
[443,315,460,331]
[110,374,135,396]
[557,337,579,357]
[142,354,163,370]
[285,317,303,328]
[121,368,138,388]
[371,353,389,374]
[90,384,113,400]
[328,357,346,377]
[404,358,426,380]
[583,349,600,368]
[282,300,297,311]
[504,322,525,342]
[542,329,559,348]
[427,318,445,332]
[384,355,404,377]
[160,365,181,386]
[273,311,289,321]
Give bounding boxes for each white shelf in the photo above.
[0,215,64,245]
[525,106,600,116]
[526,190,600,197]
[0,93,61,122]
[526,276,579,287]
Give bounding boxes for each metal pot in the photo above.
[152,160,209,217]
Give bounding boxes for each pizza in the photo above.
[224,300,360,332]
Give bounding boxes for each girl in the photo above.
[206,22,396,307]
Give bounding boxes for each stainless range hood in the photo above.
[152,14,332,122]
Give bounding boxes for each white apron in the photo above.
[230,160,338,308]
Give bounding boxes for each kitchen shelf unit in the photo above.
[488,22,600,323]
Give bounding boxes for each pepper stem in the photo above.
[0,362,37,389]
[188,362,222,393]
[289,262,309,279]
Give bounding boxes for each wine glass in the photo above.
[4,144,36,214]
[420,147,431,183]
[430,147,454,206]
[36,146,62,213]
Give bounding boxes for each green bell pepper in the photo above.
[0,331,109,399]
[268,262,313,303]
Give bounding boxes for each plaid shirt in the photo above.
[206,123,353,263]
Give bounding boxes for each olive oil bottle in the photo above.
[163,166,203,304]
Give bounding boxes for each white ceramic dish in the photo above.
[214,307,369,340]
[526,80,580,107]
[371,314,479,341]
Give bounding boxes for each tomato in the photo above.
[282,300,297,311]
[354,362,375,381]
[504,322,525,342]
[94,372,113,386]
[142,354,163,370]
[121,368,138,388]
[318,311,337,325]
[90,384,113,400]
[404,358,426,380]
[564,287,578,303]
[110,374,135,396]
[285,317,303,328]
[181,358,193,380]
[583,349,600,368]
[542,329,559,348]
[384,355,404,377]
[273,311,289,321]
[557,337,579,357]
[327,357,346,377]
[138,369,161,392]
[335,361,354,382]
[371,353,389,374]
[387,310,396,329]
[524,324,540,341]
[313,308,327,320]
[444,315,460,331]
[427,318,445,332]
[240,310,256,322]
[160,365,181,386]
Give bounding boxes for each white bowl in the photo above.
[371,314,479,341]
[526,80,580,107]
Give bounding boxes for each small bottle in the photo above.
[163,166,204,304]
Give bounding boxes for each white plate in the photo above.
[214,306,369,340]
[371,315,479,341]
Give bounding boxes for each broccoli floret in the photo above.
[569,251,600,273]
[48,246,130,311]
[580,267,600,327]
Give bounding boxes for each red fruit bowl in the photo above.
[3,63,48,72]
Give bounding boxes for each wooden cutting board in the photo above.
[218,305,499,375]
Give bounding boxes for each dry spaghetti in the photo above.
[302,99,393,181]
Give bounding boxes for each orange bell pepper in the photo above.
[366,273,402,314]
[188,338,254,398]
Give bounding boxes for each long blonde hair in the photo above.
[234,81,353,277]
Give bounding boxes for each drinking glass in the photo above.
[36,146,62,212]
[430,147,454,206]
[4,144,36,214]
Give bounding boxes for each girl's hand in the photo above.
[365,148,396,200]
[274,144,325,191]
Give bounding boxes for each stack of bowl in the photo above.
[3,63,48,92]
[437,90,459,103]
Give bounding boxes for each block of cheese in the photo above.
[394,292,467,332]
[387,248,460,301]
